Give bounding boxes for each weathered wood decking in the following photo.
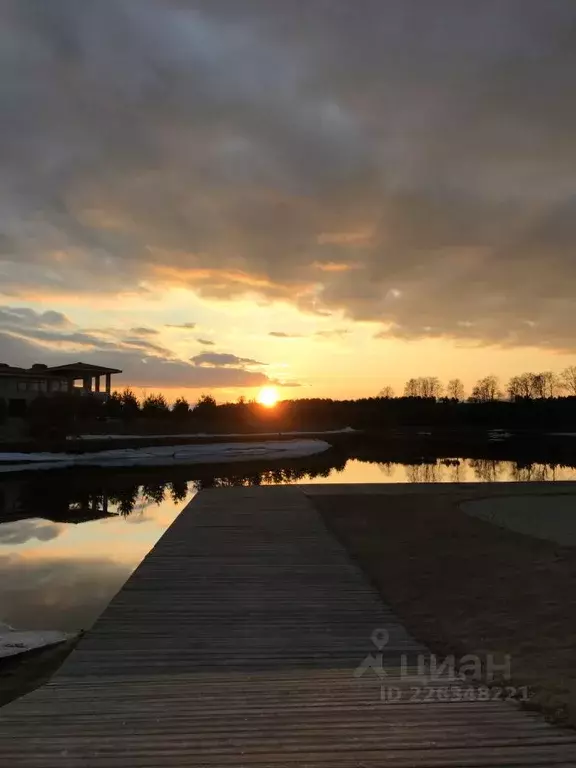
[1,485,575,766]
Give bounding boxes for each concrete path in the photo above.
[0,485,574,766]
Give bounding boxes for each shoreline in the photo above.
[0,639,78,709]
[0,438,332,474]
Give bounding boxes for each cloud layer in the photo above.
[190,352,265,367]
[0,520,65,546]
[1,1,576,348]
[0,305,283,390]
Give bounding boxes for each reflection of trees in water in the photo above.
[509,463,558,483]
[106,480,190,516]
[141,482,168,506]
[108,487,141,517]
[191,460,345,491]
[469,459,505,483]
[406,463,440,483]
[0,480,187,522]
[440,458,462,483]
[4,453,575,523]
[379,459,463,482]
[468,458,560,483]
[168,481,189,504]
[9,483,116,523]
[2,458,349,522]
[109,481,190,516]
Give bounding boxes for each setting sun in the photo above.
[257,386,279,408]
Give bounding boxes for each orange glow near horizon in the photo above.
[257,386,279,407]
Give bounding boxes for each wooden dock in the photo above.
[1,485,575,766]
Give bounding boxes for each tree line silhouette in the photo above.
[388,366,576,401]
[12,364,576,438]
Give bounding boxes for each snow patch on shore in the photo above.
[488,429,512,441]
[0,439,332,473]
[0,623,75,659]
[66,427,356,441]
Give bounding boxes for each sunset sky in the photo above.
[1,1,575,402]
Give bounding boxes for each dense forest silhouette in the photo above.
[3,366,576,438]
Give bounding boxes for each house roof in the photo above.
[0,362,123,378]
[0,364,31,377]
[45,362,123,375]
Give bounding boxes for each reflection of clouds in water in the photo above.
[0,519,65,546]
[0,499,187,629]
[0,553,132,632]
[2,460,576,632]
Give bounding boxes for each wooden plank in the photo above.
[0,485,574,766]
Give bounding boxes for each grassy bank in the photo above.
[312,489,576,726]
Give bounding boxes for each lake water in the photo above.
[1,455,576,632]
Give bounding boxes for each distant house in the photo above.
[0,362,122,416]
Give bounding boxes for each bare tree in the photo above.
[531,371,560,399]
[507,373,535,400]
[404,377,442,399]
[378,385,395,398]
[421,377,443,399]
[404,378,420,397]
[561,366,576,396]
[471,375,502,402]
[508,371,561,400]
[446,378,465,401]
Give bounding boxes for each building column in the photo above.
[95,376,101,393]
[67,378,74,393]
[105,373,112,395]
[83,377,92,393]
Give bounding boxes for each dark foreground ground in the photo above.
[0,640,77,708]
[3,483,576,725]
[312,490,576,726]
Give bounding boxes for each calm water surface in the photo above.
[1,456,575,631]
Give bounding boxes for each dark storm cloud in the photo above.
[2,1,576,348]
